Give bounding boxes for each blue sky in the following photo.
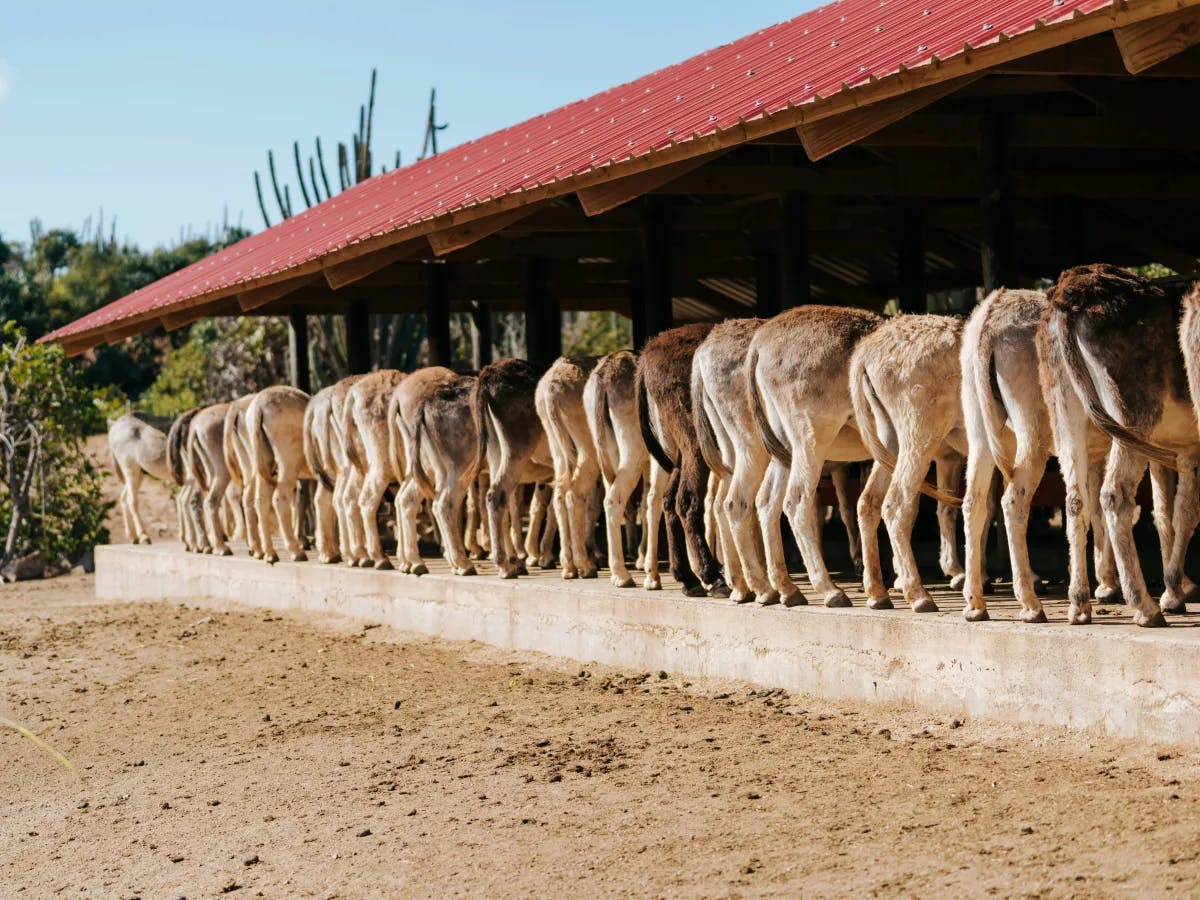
[1,1,811,249]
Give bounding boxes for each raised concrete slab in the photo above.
[95,543,1200,747]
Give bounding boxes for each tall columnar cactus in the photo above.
[251,70,445,384]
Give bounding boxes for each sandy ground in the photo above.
[2,573,1199,899]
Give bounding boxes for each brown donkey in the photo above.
[1041,264,1199,627]
[637,322,729,599]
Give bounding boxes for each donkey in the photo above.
[303,385,345,564]
[849,314,967,613]
[1041,264,1199,627]
[747,305,881,607]
[108,412,173,545]
[637,322,730,599]
[166,407,206,552]
[397,370,481,577]
[693,318,863,606]
[342,370,407,569]
[959,288,1122,623]
[473,358,557,578]
[222,394,263,556]
[536,356,602,580]
[584,350,664,589]
[389,366,460,574]
[187,402,235,556]
[247,386,313,564]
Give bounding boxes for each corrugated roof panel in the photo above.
[46,0,1159,346]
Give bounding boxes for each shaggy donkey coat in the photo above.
[247,386,313,564]
[473,358,556,578]
[536,356,602,580]
[637,322,730,598]
[585,350,662,589]
[108,412,173,545]
[1040,264,1198,627]
[167,407,206,552]
[849,314,967,613]
[343,370,408,569]
[747,305,880,607]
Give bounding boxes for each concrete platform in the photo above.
[95,543,1200,747]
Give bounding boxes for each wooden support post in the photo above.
[471,301,493,369]
[287,310,311,393]
[754,240,782,318]
[896,200,927,314]
[779,192,812,307]
[523,255,561,366]
[346,297,371,374]
[634,204,674,348]
[1051,197,1083,275]
[979,113,1017,294]
[426,263,453,367]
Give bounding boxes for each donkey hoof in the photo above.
[500,569,519,580]
[263,553,279,565]
[780,592,808,608]
[320,554,341,565]
[137,536,153,546]
[581,567,598,580]
[708,580,732,600]
[1159,593,1187,615]
[411,563,429,577]
[1134,608,1169,628]
[963,607,990,623]
[455,565,477,577]
[949,573,966,591]
[866,596,894,611]
[756,591,780,607]
[1095,584,1123,605]
[644,578,662,591]
[562,568,579,581]
[1020,608,1048,624]
[612,575,635,588]
[217,547,233,558]
[824,591,852,609]
[682,583,707,598]
[373,558,392,571]
[911,597,939,614]
[1067,604,1092,626]
[730,589,755,604]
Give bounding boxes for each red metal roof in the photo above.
[46,0,1160,348]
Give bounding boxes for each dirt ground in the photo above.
[1,572,1198,899]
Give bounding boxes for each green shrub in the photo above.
[0,323,111,568]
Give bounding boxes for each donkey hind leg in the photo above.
[357,467,392,570]
[642,464,667,591]
[1101,444,1166,627]
[1089,458,1120,604]
[723,457,774,604]
[678,458,728,598]
[486,479,519,579]
[313,480,339,564]
[755,459,805,606]
[432,478,476,576]
[126,465,152,544]
[857,459,893,609]
[961,444,995,621]
[1000,447,1050,623]
[603,466,640,588]
[661,467,704,597]
[271,467,307,563]
[1161,455,1200,614]
[712,475,752,603]
[880,432,943,613]
[203,474,234,557]
[830,464,862,576]
[783,425,848,608]
[935,453,965,589]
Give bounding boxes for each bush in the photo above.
[0,323,110,569]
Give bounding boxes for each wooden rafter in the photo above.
[1114,5,1200,73]
[796,75,980,161]
[575,152,723,216]
[322,238,427,290]
[427,203,548,255]
[236,276,317,312]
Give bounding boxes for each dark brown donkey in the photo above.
[636,322,730,598]
[473,358,556,578]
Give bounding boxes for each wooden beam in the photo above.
[160,307,208,332]
[322,238,427,290]
[575,152,723,216]
[796,75,980,161]
[237,276,317,312]
[428,203,547,256]
[523,255,561,365]
[779,193,811,307]
[346,298,371,374]
[634,204,674,347]
[426,263,453,366]
[896,200,927,313]
[101,318,156,346]
[979,113,1017,294]
[1114,5,1200,73]
[287,311,311,393]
